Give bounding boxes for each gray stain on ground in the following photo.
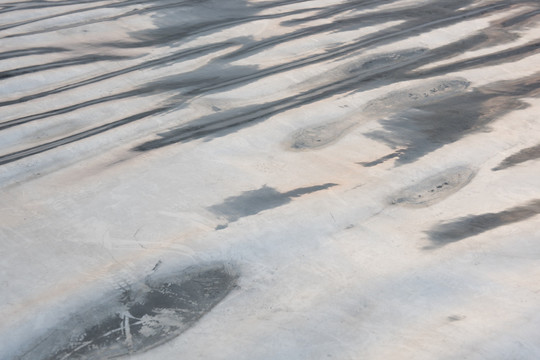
[209,183,337,223]
[425,199,540,248]
[2,0,540,164]
[493,143,540,171]
[289,122,355,150]
[129,0,540,153]
[390,166,476,207]
[358,149,406,167]
[448,315,466,322]
[18,264,238,360]
[132,40,540,154]
[364,81,535,165]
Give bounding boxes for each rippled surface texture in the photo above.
[1,0,540,359]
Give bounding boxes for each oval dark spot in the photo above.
[20,264,238,360]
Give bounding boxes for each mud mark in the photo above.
[426,199,540,248]
[19,264,238,360]
[210,183,337,225]
[364,75,540,165]
[391,166,475,207]
[448,314,466,322]
[288,78,469,152]
[358,148,406,167]
[362,79,470,117]
[288,121,356,150]
[492,143,540,171]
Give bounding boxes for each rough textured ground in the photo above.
[1,0,540,359]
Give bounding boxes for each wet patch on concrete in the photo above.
[209,183,337,223]
[0,54,129,80]
[133,48,435,152]
[108,0,307,49]
[364,75,539,165]
[426,199,540,248]
[390,166,475,207]
[500,7,540,29]
[448,314,466,322]
[358,149,406,167]
[363,79,470,117]
[493,143,540,171]
[288,121,356,150]
[18,264,238,360]
[131,21,540,154]
[4,0,540,165]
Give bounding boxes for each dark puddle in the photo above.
[209,183,337,224]
[18,263,238,360]
[493,143,540,171]
[425,199,540,248]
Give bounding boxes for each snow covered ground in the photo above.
[1,0,540,358]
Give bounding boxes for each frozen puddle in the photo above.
[19,264,238,360]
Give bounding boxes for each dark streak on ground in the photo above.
[0,107,172,166]
[1,0,539,165]
[0,54,128,80]
[18,263,238,360]
[365,76,540,165]
[0,41,233,108]
[358,149,406,167]
[101,1,321,49]
[0,0,195,37]
[448,315,466,322]
[132,2,540,153]
[209,183,337,224]
[493,143,540,171]
[426,199,540,248]
[0,47,67,60]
